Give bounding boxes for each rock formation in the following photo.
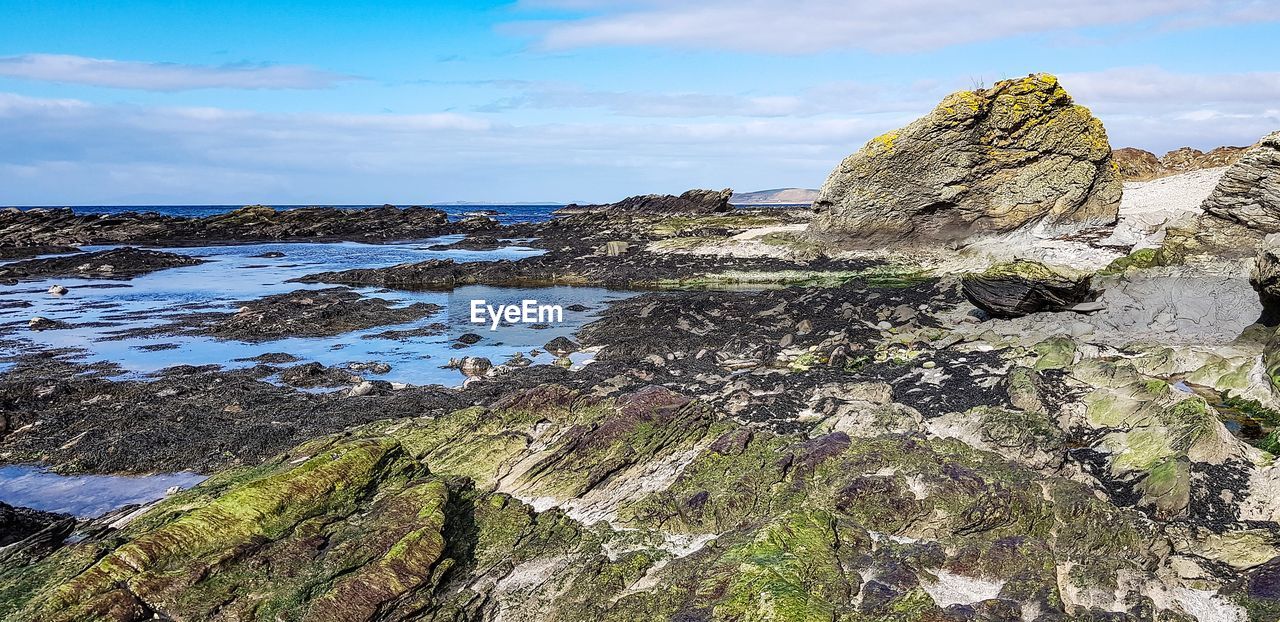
[0,204,482,248]
[1112,147,1163,181]
[811,74,1122,242]
[961,260,1095,318]
[1203,130,1280,232]
[1114,145,1246,181]
[558,188,733,215]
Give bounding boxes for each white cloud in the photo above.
[472,80,910,118]
[511,0,1280,54]
[3,64,1278,204]
[0,54,358,91]
[0,92,883,204]
[1060,67,1280,149]
[1064,66,1280,106]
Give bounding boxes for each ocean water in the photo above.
[0,237,631,386]
[11,204,564,225]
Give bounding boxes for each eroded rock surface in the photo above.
[1114,145,1246,181]
[0,383,1250,622]
[1203,130,1280,232]
[961,260,1094,318]
[811,74,1121,242]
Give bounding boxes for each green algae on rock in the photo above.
[811,73,1121,243]
[1,381,1228,621]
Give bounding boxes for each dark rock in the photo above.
[1248,556,1280,601]
[544,336,580,356]
[27,317,67,331]
[279,362,353,388]
[0,204,460,247]
[0,247,203,284]
[557,188,733,215]
[199,287,440,342]
[961,260,1094,318]
[0,502,73,548]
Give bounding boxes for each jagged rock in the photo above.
[458,356,492,377]
[1203,130,1280,232]
[1114,146,1246,181]
[0,502,72,548]
[27,316,64,331]
[1162,145,1246,173]
[812,74,1121,242]
[559,188,733,215]
[960,260,1094,318]
[544,336,580,356]
[0,247,204,284]
[1113,147,1163,181]
[0,382,1243,621]
[0,204,463,247]
[200,288,440,342]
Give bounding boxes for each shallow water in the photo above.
[0,238,631,386]
[0,465,205,518]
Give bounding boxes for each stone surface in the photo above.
[1203,130,1280,232]
[1114,145,1246,181]
[961,260,1094,318]
[1255,234,1280,322]
[811,74,1121,242]
[1113,147,1163,181]
[559,188,733,215]
[0,248,204,284]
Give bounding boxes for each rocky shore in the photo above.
[3,73,1280,621]
[0,203,496,249]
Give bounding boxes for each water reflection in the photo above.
[0,238,631,386]
[0,465,205,518]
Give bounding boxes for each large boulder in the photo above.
[1202,130,1280,232]
[811,74,1121,242]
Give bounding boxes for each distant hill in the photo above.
[731,188,818,205]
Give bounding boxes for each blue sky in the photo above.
[1,0,1278,204]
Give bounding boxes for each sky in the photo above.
[1,0,1278,205]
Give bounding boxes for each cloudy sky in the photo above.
[2,0,1278,205]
